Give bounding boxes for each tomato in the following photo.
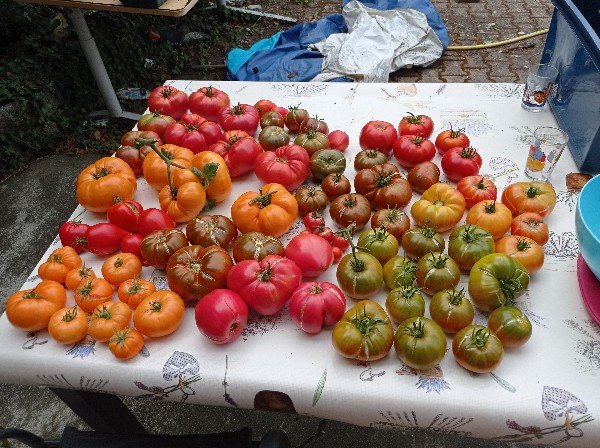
[327,130,349,151]
[332,246,343,263]
[85,223,128,256]
[441,147,483,182]
[299,116,329,134]
[142,144,193,191]
[190,151,232,204]
[330,194,372,229]
[398,113,434,138]
[107,199,143,233]
[285,233,333,277]
[117,131,160,176]
[140,229,188,270]
[383,256,418,289]
[88,301,132,342]
[179,113,206,127]
[164,123,207,154]
[260,111,285,129]
[501,181,557,217]
[357,228,399,264]
[6,280,66,331]
[401,225,445,260]
[496,236,544,274]
[488,306,532,348]
[76,157,137,212]
[332,300,394,362]
[385,286,425,324]
[166,245,233,302]
[313,225,334,243]
[336,245,383,299]
[354,150,388,170]
[511,212,549,245]
[407,161,440,194]
[158,179,207,223]
[310,149,346,181]
[109,328,144,361]
[65,265,96,291]
[232,232,285,263]
[457,176,497,209]
[148,85,188,120]
[468,253,530,312]
[295,188,329,216]
[118,278,156,309]
[38,247,82,284]
[74,278,113,313]
[322,173,351,201]
[466,200,512,239]
[227,255,301,315]
[101,253,142,286]
[303,212,325,231]
[48,306,88,345]
[295,130,330,156]
[359,121,397,155]
[416,252,460,296]
[392,136,436,168]
[258,126,290,151]
[134,290,185,337]
[137,208,175,236]
[394,317,447,369]
[188,86,230,122]
[435,127,470,155]
[371,208,410,241]
[209,133,262,178]
[120,234,148,265]
[273,106,289,120]
[59,221,89,254]
[115,145,150,178]
[197,121,223,147]
[354,163,412,210]
[219,103,260,134]
[195,289,249,344]
[452,325,504,373]
[290,282,346,334]
[329,231,350,250]
[448,224,495,270]
[253,99,277,116]
[430,288,474,334]
[186,215,237,249]
[285,107,309,132]
[411,183,466,232]
[137,111,176,139]
[254,145,309,191]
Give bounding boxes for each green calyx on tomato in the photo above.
[405,112,424,124]
[452,324,504,373]
[256,265,273,282]
[429,252,450,269]
[459,147,478,159]
[516,238,532,252]
[416,252,461,295]
[526,185,541,198]
[386,285,425,323]
[449,126,465,139]
[403,319,427,338]
[249,190,276,209]
[484,201,497,214]
[230,103,246,115]
[411,136,425,145]
[336,239,383,300]
[383,256,418,289]
[376,171,398,187]
[469,327,491,349]
[447,288,466,305]
[62,306,78,322]
[351,304,389,336]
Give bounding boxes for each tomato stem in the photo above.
[78,280,93,297]
[476,177,486,190]
[94,304,112,320]
[149,300,162,312]
[403,319,426,338]
[23,291,39,300]
[404,112,423,124]
[484,201,497,214]
[470,328,490,349]
[92,167,109,179]
[127,278,142,294]
[429,252,449,269]
[310,284,323,294]
[351,305,388,336]
[256,264,272,282]
[449,288,466,305]
[250,189,276,209]
[516,238,532,251]
[376,172,398,187]
[411,136,425,145]
[62,306,78,322]
[399,285,420,300]
[526,185,540,198]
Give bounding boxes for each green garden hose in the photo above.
[447,29,549,51]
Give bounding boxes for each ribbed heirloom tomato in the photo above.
[285,107,309,132]
[416,252,460,295]
[299,116,329,134]
[6,280,66,331]
[164,122,207,154]
[232,232,285,263]
[117,130,161,176]
[65,266,96,291]
[357,228,399,264]
[295,130,330,156]
[359,121,397,155]
[285,232,333,278]
[187,151,232,204]
[407,161,440,194]
[254,145,309,191]
[254,99,277,115]
[354,150,388,170]
[385,285,425,324]
[330,194,372,229]
[435,127,470,155]
[48,306,88,345]
[209,131,262,178]
[142,144,194,191]
[260,111,284,129]
[109,328,145,361]
[148,85,188,120]
[74,278,113,313]
[401,225,445,260]
[429,288,474,333]
[219,103,260,134]
[289,282,346,334]
[322,173,351,201]
[488,306,532,348]
[354,163,412,210]
[134,290,185,337]
[410,183,466,232]
[195,289,249,344]
[457,176,497,209]
[38,247,82,284]
[392,135,435,168]
[295,188,329,216]
[186,215,237,249]
[188,86,230,122]
[371,208,410,241]
[510,212,549,245]
[502,181,557,217]
[310,149,346,181]
[88,301,132,342]
[398,113,434,138]
[141,228,188,270]
[496,235,544,274]
[452,325,504,373]
[118,278,156,309]
[336,244,383,300]
[394,317,447,369]
[158,176,206,223]
[383,256,418,289]
[101,253,142,286]
[448,224,495,270]
[466,200,512,239]
[258,126,290,151]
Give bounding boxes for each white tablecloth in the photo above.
[1,82,598,447]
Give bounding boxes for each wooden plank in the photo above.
[14,0,199,17]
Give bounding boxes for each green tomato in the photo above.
[452,325,504,373]
[448,224,495,271]
[488,306,532,347]
[394,317,447,370]
[429,288,474,334]
[383,256,418,289]
[258,125,290,151]
[415,252,461,295]
[401,225,445,260]
[295,130,330,157]
[310,149,346,181]
[468,253,530,312]
[385,285,425,324]
[336,249,383,300]
[358,228,399,265]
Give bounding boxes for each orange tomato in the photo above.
[191,151,232,203]
[76,157,137,212]
[6,280,66,331]
[38,247,82,284]
[101,253,142,286]
[74,278,113,313]
[48,306,88,345]
[511,212,549,245]
[118,278,156,309]
[496,235,544,273]
[466,200,513,239]
[109,328,145,360]
[231,183,298,237]
[501,182,557,217]
[410,183,466,232]
[65,265,96,291]
[158,181,206,223]
[142,144,194,191]
[88,301,132,342]
[133,290,185,337]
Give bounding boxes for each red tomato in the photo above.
[330,233,349,250]
[441,147,483,182]
[164,123,207,154]
[137,112,176,139]
[218,103,260,135]
[398,113,434,138]
[359,121,398,155]
[85,223,128,256]
[457,176,498,209]
[314,225,334,243]
[304,212,325,231]
[435,128,470,155]
[179,113,206,127]
[107,199,143,233]
[392,135,436,168]
[137,208,175,236]
[59,221,89,254]
[299,117,329,134]
[227,255,302,315]
[148,85,188,120]
[253,145,309,191]
[254,99,277,116]
[198,121,223,147]
[285,233,334,278]
[195,289,249,344]
[120,233,147,265]
[328,130,349,151]
[332,246,343,263]
[273,106,289,119]
[188,86,230,122]
[209,133,263,178]
[289,281,346,334]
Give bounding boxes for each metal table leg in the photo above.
[51,388,147,434]
[217,0,297,23]
[67,9,140,122]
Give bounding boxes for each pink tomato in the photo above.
[285,233,333,277]
[195,289,249,344]
[289,281,346,334]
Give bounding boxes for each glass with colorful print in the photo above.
[521,64,558,112]
[525,127,569,181]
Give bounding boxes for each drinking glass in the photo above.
[521,64,558,112]
[525,127,569,181]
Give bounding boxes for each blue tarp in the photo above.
[227,0,449,82]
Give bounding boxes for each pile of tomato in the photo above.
[5,84,557,373]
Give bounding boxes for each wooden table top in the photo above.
[15,0,199,17]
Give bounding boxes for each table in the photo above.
[1,81,598,446]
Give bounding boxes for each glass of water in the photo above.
[525,127,569,181]
[521,63,558,112]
